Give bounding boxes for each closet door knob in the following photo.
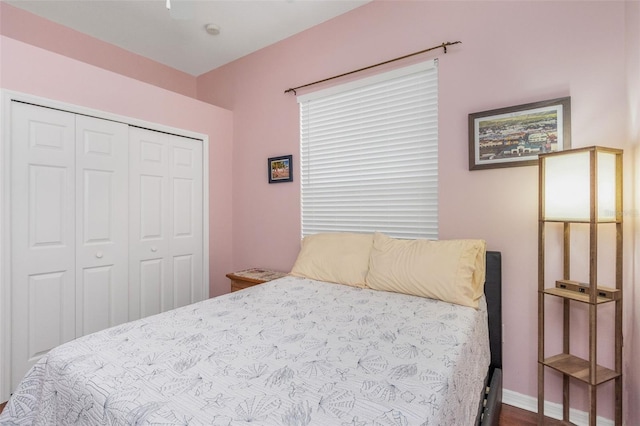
[96,251,104,259]
[151,246,158,252]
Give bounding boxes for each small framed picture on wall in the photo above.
[268,155,293,183]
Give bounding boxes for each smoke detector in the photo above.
[205,24,221,36]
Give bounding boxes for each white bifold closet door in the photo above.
[75,115,129,336]
[128,127,203,321]
[10,103,129,390]
[8,102,205,392]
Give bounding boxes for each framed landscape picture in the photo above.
[468,97,571,170]
[268,155,293,183]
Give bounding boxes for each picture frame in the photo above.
[268,155,293,183]
[468,97,571,170]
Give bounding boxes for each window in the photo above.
[298,60,438,239]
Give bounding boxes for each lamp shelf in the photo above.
[542,353,620,385]
[542,288,618,304]
[541,218,621,224]
[538,146,623,426]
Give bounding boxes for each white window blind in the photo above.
[298,60,438,239]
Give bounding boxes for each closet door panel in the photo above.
[140,259,163,317]
[129,127,171,320]
[28,165,68,249]
[140,175,164,239]
[169,135,203,307]
[81,266,113,335]
[173,254,194,308]
[173,178,194,237]
[28,272,68,356]
[10,103,76,390]
[129,129,204,319]
[75,116,129,336]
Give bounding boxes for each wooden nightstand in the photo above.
[226,268,288,292]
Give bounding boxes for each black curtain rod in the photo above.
[284,41,461,95]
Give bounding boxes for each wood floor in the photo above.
[499,404,565,425]
[1,402,559,424]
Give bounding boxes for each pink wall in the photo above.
[197,1,635,423]
[0,35,234,298]
[626,0,640,424]
[0,3,197,98]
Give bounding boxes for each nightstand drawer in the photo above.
[226,268,288,292]
[230,279,260,292]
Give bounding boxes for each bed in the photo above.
[0,235,502,426]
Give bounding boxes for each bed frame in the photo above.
[476,250,502,426]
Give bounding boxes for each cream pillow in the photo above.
[290,232,374,288]
[365,232,486,308]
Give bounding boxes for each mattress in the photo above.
[0,276,490,425]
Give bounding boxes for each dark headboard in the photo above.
[484,251,502,374]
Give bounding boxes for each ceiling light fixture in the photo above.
[166,0,171,9]
[205,24,221,36]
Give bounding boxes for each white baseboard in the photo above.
[503,389,614,426]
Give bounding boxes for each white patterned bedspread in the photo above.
[1,276,490,426]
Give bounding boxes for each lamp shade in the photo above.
[540,146,621,222]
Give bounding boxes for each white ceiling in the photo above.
[6,0,370,76]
